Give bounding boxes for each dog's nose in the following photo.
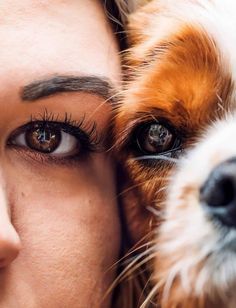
[200,158,236,228]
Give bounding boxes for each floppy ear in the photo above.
[117,163,152,247]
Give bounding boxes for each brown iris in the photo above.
[137,123,174,154]
[25,124,61,153]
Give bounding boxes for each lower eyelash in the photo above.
[10,145,89,167]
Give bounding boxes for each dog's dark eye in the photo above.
[136,123,175,154]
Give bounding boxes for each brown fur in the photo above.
[113,0,234,307]
[115,2,232,243]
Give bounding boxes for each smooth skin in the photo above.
[0,0,121,307]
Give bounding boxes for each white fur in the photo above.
[126,1,236,305]
[159,114,236,304]
[146,3,236,304]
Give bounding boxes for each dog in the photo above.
[113,0,236,307]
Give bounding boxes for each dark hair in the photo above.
[103,0,127,50]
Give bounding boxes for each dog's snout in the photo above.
[200,158,236,228]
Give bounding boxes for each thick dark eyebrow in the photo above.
[21,75,116,103]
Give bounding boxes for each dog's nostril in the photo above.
[200,176,235,208]
[200,158,236,228]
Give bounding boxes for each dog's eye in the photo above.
[136,123,175,154]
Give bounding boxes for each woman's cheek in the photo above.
[3,153,120,307]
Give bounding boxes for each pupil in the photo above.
[36,129,55,144]
[26,125,61,153]
[148,124,170,146]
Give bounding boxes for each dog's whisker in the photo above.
[116,178,170,198]
[105,237,156,276]
[147,206,163,218]
[122,247,155,269]
[140,280,161,308]
[104,241,155,303]
[123,246,155,269]
[137,274,155,307]
[106,251,151,294]
[162,263,181,303]
[127,252,157,276]
[138,272,160,308]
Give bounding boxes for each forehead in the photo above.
[119,0,236,134]
[0,0,120,89]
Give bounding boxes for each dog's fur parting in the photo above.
[113,0,236,307]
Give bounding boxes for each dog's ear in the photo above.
[117,164,152,247]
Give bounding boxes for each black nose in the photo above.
[200,158,236,228]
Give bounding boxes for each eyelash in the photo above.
[7,110,102,165]
[33,110,100,150]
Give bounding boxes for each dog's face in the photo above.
[114,0,236,307]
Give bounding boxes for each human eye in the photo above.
[7,111,102,164]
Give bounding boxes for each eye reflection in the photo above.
[25,124,62,153]
[136,123,174,154]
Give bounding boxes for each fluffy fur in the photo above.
[113,0,236,307]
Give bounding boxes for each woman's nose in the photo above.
[0,186,21,268]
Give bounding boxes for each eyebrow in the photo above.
[21,75,116,103]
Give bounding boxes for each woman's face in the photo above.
[0,0,121,307]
